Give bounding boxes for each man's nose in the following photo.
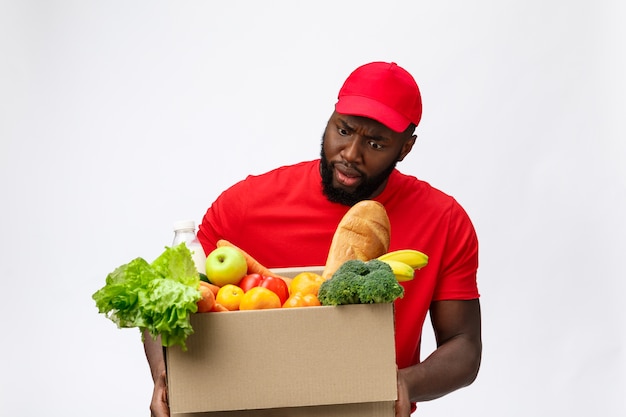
[341,136,363,164]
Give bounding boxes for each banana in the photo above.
[378,259,416,282]
[378,249,429,270]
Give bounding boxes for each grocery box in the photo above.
[164,267,398,417]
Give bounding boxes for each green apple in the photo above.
[205,246,247,287]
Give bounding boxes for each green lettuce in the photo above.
[92,243,201,350]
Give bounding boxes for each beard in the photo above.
[320,135,399,206]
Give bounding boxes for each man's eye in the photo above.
[368,140,383,150]
[338,128,349,136]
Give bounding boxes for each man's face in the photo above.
[320,112,416,206]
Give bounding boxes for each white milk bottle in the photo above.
[172,220,206,275]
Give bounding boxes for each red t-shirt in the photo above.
[198,159,479,369]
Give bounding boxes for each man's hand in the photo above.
[395,371,412,417]
[150,370,169,417]
[395,299,482,412]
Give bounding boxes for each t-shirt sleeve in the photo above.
[432,200,480,300]
[197,177,249,253]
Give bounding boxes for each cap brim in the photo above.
[335,95,410,133]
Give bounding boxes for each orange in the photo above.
[282,293,321,308]
[288,272,325,296]
[239,287,281,310]
[197,282,216,313]
[216,284,245,311]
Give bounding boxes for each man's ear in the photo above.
[397,135,417,162]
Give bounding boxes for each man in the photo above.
[145,61,482,416]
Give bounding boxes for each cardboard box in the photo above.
[165,268,397,417]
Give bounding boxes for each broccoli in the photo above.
[317,259,404,306]
[317,271,364,305]
[336,259,371,276]
[359,269,405,303]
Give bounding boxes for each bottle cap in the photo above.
[173,220,195,231]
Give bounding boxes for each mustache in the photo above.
[333,160,363,176]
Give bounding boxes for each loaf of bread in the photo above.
[322,200,391,280]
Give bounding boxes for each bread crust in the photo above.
[322,200,391,279]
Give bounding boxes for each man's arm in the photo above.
[396,299,482,414]
[143,332,170,417]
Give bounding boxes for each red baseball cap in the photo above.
[335,61,422,132]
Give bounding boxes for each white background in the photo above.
[1,1,625,416]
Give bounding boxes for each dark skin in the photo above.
[321,112,416,204]
[144,111,482,417]
[396,300,482,414]
[144,332,169,417]
[322,112,481,415]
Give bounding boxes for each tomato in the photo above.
[240,287,281,310]
[238,274,289,305]
[259,276,289,305]
[238,273,264,292]
[282,293,321,308]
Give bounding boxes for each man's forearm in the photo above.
[143,331,165,382]
[399,334,481,403]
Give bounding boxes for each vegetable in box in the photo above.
[92,243,201,350]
